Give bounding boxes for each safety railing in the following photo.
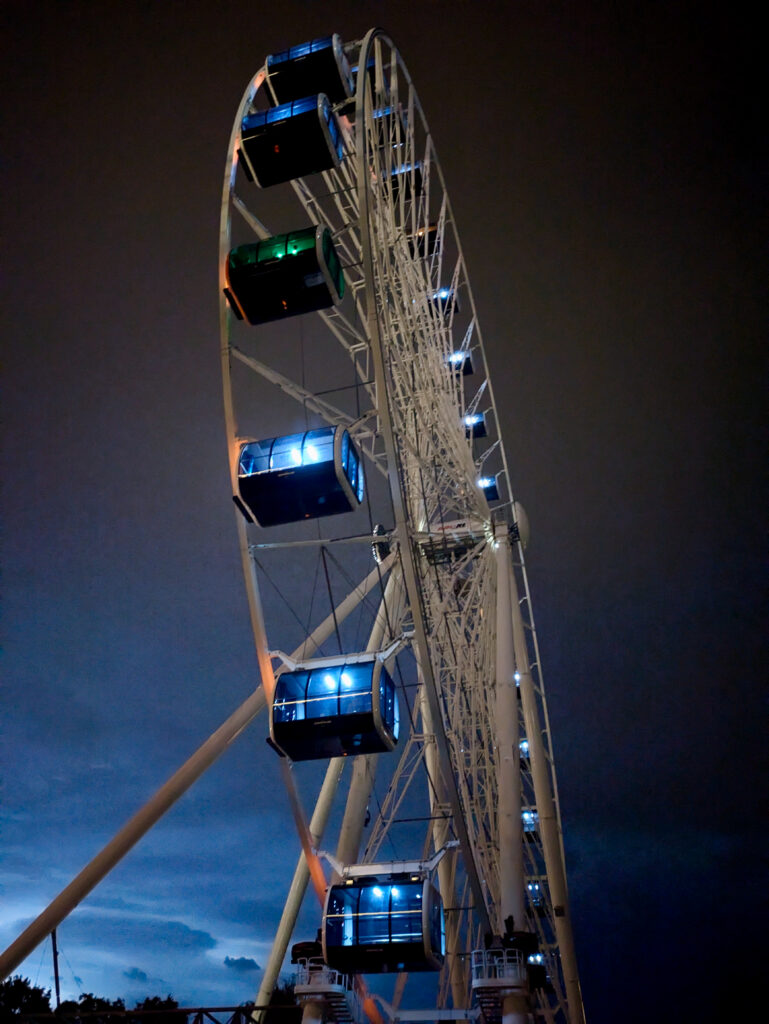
[470,948,527,985]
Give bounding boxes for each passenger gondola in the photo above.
[235,425,365,527]
[478,475,500,502]
[527,880,547,917]
[239,95,344,187]
[266,34,353,105]
[523,808,539,841]
[386,162,423,200]
[323,873,445,973]
[446,350,474,376]
[432,287,459,317]
[270,655,399,760]
[224,225,345,324]
[371,104,408,152]
[519,738,530,769]
[463,412,488,439]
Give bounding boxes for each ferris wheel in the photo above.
[219,27,585,1024]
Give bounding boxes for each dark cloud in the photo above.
[218,896,291,933]
[61,915,217,955]
[123,968,148,983]
[223,956,260,973]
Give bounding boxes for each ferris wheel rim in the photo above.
[218,22,501,956]
[218,32,581,1022]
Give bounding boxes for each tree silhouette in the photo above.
[261,979,300,1024]
[55,992,125,1023]
[129,996,184,1024]
[0,975,52,1016]
[0,978,187,1023]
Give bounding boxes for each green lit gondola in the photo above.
[224,225,344,325]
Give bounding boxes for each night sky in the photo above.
[2,3,765,1022]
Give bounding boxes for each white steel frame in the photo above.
[218,27,583,1024]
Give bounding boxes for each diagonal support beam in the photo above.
[0,552,395,981]
[0,686,267,980]
[230,347,381,467]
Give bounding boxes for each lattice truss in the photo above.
[222,31,572,1023]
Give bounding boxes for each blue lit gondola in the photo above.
[224,225,344,324]
[527,951,551,991]
[519,737,530,769]
[270,656,399,761]
[446,351,474,376]
[432,287,459,317]
[239,95,344,188]
[386,162,423,200]
[236,425,365,527]
[463,412,488,439]
[523,808,539,841]
[323,874,445,973]
[371,104,409,152]
[267,34,353,105]
[527,880,547,917]
[478,474,500,502]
